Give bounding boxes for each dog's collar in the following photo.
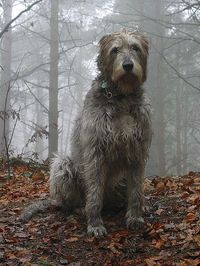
[101,80,108,89]
[101,80,126,100]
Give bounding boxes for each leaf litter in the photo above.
[0,162,199,266]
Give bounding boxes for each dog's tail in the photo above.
[19,198,52,223]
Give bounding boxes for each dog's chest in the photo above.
[103,103,145,159]
[112,112,140,140]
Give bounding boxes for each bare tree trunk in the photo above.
[182,92,188,174]
[153,0,166,176]
[174,5,183,176]
[35,87,44,158]
[175,89,182,175]
[48,0,59,157]
[0,0,12,157]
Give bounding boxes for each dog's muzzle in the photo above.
[122,59,134,72]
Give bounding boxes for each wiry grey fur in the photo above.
[20,29,152,237]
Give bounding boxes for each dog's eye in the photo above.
[131,44,141,52]
[111,47,119,54]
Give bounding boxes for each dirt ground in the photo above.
[0,163,199,265]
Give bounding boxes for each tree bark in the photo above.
[0,0,12,156]
[175,88,182,175]
[153,0,166,176]
[48,0,59,157]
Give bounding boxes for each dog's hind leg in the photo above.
[19,155,81,223]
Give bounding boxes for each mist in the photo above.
[0,0,200,176]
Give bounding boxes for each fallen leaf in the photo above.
[185,212,196,222]
[5,252,16,260]
[107,242,121,254]
[155,181,165,192]
[194,235,200,247]
[66,236,79,242]
[153,238,165,249]
[145,256,162,266]
[179,258,200,266]
[155,208,164,215]
[68,263,81,266]
[32,171,45,181]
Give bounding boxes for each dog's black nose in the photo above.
[122,60,134,72]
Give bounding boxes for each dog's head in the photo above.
[97,29,149,94]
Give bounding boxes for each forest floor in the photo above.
[0,161,200,266]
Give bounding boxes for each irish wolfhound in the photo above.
[20,29,152,237]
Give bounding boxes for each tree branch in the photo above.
[23,81,49,113]
[152,45,200,93]
[0,0,43,39]
[3,82,11,178]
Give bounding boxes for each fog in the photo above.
[0,0,200,176]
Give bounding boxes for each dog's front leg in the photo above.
[126,163,145,230]
[84,155,107,237]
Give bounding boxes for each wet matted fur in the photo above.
[20,29,152,237]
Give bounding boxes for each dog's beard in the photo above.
[117,74,141,94]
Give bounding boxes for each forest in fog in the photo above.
[0,0,200,176]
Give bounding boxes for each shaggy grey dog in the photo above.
[20,29,152,237]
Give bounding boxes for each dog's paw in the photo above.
[87,224,107,237]
[126,216,145,230]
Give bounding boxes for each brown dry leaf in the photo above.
[188,205,197,212]
[153,222,164,232]
[5,252,17,260]
[179,258,200,266]
[84,237,95,243]
[107,242,121,255]
[194,235,200,247]
[42,237,50,243]
[193,177,200,186]
[145,256,162,266]
[14,165,29,174]
[66,236,79,242]
[5,236,18,243]
[32,171,45,181]
[51,222,62,231]
[166,180,178,190]
[155,181,165,192]
[0,199,9,205]
[111,230,129,240]
[153,238,165,249]
[17,249,32,265]
[185,212,197,223]
[145,258,156,266]
[187,195,199,204]
[181,191,190,199]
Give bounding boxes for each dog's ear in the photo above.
[97,34,112,72]
[99,34,112,47]
[140,35,149,55]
